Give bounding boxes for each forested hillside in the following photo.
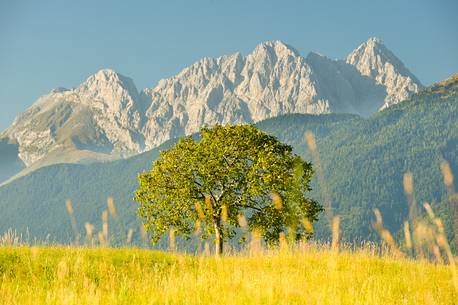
[259,85,457,242]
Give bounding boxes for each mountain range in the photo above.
[0,74,456,245]
[0,37,422,185]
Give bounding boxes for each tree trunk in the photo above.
[214,223,223,255]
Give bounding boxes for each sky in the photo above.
[0,0,457,131]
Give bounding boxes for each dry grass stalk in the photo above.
[403,172,418,224]
[331,216,340,252]
[279,232,288,252]
[403,221,413,251]
[432,245,444,264]
[65,200,80,245]
[84,223,94,238]
[204,241,211,256]
[97,232,105,246]
[302,218,314,234]
[441,160,454,189]
[107,197,117,218]
[84,222,94,246]
[102,210,108,224]
[372,209,404,258]
[440,160,458,250]
[194,220,202,255]
[126,228,134,244]
[403,172,414,195]
[194,220,201,236]
[423,202,458,291]
[249,229,262,255]
[305,131,333,227]
[237,214,247,228]
[0,229,22,247]
[101,210,108,246]
[140,224,148,247]
[169,228,176,252]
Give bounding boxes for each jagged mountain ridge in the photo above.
[0,38,422,181]
[346,37,422,109]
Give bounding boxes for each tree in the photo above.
[135,124,322,254]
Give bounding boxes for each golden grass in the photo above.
[0,246,456,305]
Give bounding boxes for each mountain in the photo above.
[1,70,146,166]
[346,37,422,109]
[0,38,422,184]
[0,74,454,244]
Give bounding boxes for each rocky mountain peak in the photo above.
[78,69,138,95]
[347,37,413,79]
[76,69,141,113]
[346,37,422,108]
[250,40,300,61]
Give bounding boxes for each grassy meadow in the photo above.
[0,245,456,305]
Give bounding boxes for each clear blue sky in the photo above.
[1,0,457,131]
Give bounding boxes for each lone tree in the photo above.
[135,125,322,254]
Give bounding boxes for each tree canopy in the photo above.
[135,124,322,254]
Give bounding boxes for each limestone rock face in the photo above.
[1,69,145,166]
[346,37,422,109]
[1,38,422,173]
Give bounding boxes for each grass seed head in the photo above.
[302,218,314,234]
[304,131,317,152]
[403,172,414,195]
[194,220,201,236]
[423,202,436,220]
[440,160,454,188]
[169,228,176,251]
[403,222,412,250]
[238,214,248,228]
[107,197,117,217]
[84,223,94,238]
[102,223,108,241]
[102,210,108,223]
[65,200,74,215]
[127,228,134,244]
[331,216,341,251]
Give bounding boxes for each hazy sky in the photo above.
[1,0,457,131]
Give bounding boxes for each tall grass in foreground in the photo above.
[0,245,456,305]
